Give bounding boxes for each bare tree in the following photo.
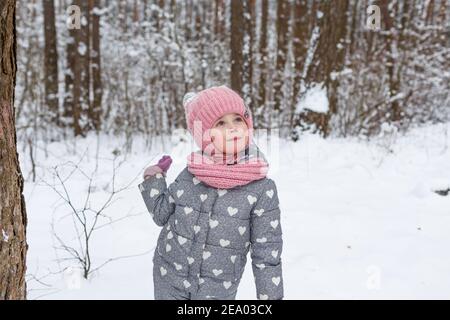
[44,154,145,279]
[0,0,29,300]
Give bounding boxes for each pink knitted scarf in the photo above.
[187,144,269,189]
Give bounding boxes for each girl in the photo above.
[139,85,283,300]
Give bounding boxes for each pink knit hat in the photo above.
[183,85,254,150]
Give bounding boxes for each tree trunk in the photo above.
[43,0,59,125]
[230,0,244,95]
[0,0,28,300]
[273,0,290,113]
[256,0,268,128]
[379,0,401,122]
[243,0,255,111]
[291,0,309,123]
[90,0,102,132]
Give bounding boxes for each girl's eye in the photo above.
[215,121,224,127]
[234,117,243,122]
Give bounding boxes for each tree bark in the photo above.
[256,0,268,128]
[230,0,244,95]
[43,0,59,125]
[0,0,28,300]
[89,0,102,132]
[273,0,290,112]
[243,0,256,111]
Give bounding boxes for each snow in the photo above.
[23,123,450,299]
[77,42,87,56]
[296,83,329,113]
[2,229,8,242]
[91,7,108,16]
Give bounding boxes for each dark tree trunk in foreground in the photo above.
[0,0,29,300]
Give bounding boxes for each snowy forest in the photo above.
[1,0,450,300]
[15,0,450,144]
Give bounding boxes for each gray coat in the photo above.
[138,167,284,300]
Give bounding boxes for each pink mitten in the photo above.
[143,165,163,180]
[143,155,172,180]
[157,155,172,172]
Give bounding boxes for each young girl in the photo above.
[139,85,283,300]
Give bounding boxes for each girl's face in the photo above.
[210,113,249,155]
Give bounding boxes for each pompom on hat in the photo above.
[183,85,254,151]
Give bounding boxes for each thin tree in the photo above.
[273,0,290,114]
[89,0,102,132]
[256,0,269,128]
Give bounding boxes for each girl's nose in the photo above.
[225,122,236,131]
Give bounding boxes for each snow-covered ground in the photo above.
[22,123,450,299]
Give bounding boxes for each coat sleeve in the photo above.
[138,173,176,227]
[250,178,284,300]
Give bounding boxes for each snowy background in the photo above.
[10,0,450,300]
[22,122,450,299]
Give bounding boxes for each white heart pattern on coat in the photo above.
[256,237,267,243]
[183,280,191,288]
[230,255,237,263]
[217,189,227,197]
[266,189,274,198]
[165,243,171,252]
[200,194,208,202]
[150,188,159,198]
[272,276,281,286]
[193,177,201,185]
[174,262,182,271]
[270,220,279,229]
[193,225,201,234]
[227,207,238,216]
[212,269,223,276]
[177,190,184,198]
[238,226,246,235]
[254,209,265,217]
[178,235,187,245]
[184,207,193,215]
[223,281,232,289]
[167,231,173,239]
[187,257,194,264]
[203,251,211,260]
[271,250,279,258]
[160,266,167,276]
[209,219,219,228]
[219,239,230,247]
[247,195,257,205]
[259,294,269,300]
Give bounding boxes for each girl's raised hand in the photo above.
[143,155,172,180]
[157,155,172,172]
